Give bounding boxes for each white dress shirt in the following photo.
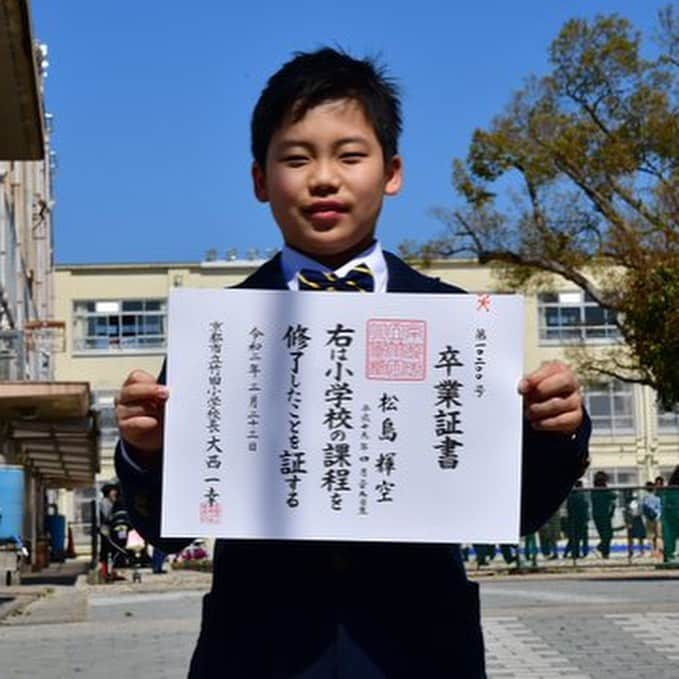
[280,241,388,293]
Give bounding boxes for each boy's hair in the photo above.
[251,47,402,168]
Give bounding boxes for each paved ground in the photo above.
[0,563,678,678]
[481,577,679,678]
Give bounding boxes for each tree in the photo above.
[410,9,679,408]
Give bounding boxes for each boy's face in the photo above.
[252,98,403,268]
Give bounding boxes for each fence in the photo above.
[464,485,679,571]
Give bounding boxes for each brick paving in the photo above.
[0,566,678,678]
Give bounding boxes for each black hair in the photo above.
[251,47,402,168]
[593,470,609,487]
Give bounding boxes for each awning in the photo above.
[0,0,45,159]
[0,382,100,488]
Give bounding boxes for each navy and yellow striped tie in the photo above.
[298,264,374,292]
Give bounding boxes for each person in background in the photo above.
[563,480,589,559]
[642,480,662,557]
[523,533,539,566]
[472,543,490,567]
[499,544,518,566]
[623,489,646,558]
[539,509,561,560]
[660,466,679,564]
[655,475,666,555]
[591,471,616,559]
[99,482,124,581]
[151,545,167,574]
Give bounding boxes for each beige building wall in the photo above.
[54,258,678,485]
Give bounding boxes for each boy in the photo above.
[115,48,590,678]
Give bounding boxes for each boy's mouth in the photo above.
[304,201,349,226]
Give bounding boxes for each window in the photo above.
[538,291,619,342]
[657,405,679,433]
[72,299,166,352]
[583,380,635,435]
[93,390,119,445]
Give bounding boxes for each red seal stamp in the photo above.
[366,319,427,381]
[200,501,222,524]
[476,294,491,312]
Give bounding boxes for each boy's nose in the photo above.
[308,161,340,194]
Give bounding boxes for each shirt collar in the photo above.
[281,241,388,292]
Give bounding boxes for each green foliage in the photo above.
[623,263,679,410]
[412,8,679,406]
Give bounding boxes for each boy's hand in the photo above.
[115,370,169,455]
[519,361,583,435]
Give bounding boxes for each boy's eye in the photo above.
[341,152,367,163]
[282,155,308,167]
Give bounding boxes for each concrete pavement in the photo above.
[1,559,678,678]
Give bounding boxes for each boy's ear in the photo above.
[252,162,269,202]
[384,155,404,196]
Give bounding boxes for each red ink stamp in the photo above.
[200,501,222,524]
[476,294,491,312]
[366,319,427,381]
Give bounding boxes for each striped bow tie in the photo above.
[298,264,374,292]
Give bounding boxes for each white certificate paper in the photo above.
[162,289,525,543]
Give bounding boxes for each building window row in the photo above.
[583,380,635,435]
[73,299,166,352]
[538,291,619,343]
[70,298,677,439]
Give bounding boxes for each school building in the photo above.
[53,255,679,548]
[1,0,98,572]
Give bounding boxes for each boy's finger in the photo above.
[524,371,578,403]
[120,416,162,435]
[520,361,568,393]
[522,364,578,397]
[526,393,580,421]
[117,403,163,421]
[529,411,582,433]
[117,383,169,405]
[122,369,157,387]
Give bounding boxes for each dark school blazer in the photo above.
[116,251,591,678]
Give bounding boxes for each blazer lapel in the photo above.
[237,253,288,290]
[384,251,442,293]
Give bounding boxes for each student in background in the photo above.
[591,471,616,559]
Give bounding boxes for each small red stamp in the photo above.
[366,319,427,381]
[200,501,222,524]
[476,294,491,312]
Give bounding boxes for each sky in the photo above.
[31,0,670,264]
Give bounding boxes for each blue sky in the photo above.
[32,1,669,264]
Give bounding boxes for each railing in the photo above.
[464,485,679,571]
